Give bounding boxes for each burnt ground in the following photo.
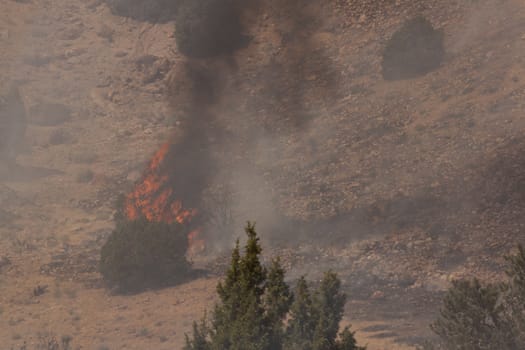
[1,0,525,348]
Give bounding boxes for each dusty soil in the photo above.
[1,0,525,349]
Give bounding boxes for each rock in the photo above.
[63,47,86,59]
[370,290,385,299]
[57,24,83,40]
[126,170,141,183]
[96,76,112,88]
[142,58,171,84]
[114,50,128,58]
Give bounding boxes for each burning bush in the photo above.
[175,0,249,58]
[100,217,191,293]
[382,16,444,81]
[105,0,181,23]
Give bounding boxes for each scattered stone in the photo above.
[96,76,112,88]
[63,47,86,59]
[114,50,128,58]
[126,170,141,183]
[370,290,385,299]
[57,24,83,41]
[142,58,171,84]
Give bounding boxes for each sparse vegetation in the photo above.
[33,284,48,297]
[160,335,169,343]
[425,245,525,349]
[184,223,365,350]
[99,217,191,293]
[48,129,72,146]
[64,287,77,299]
[76,169,94,183]
[138,328,150,337]
[11,333,74,350]
[68,150,98,164]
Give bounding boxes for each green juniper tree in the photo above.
[285,276,317,350]
[337,327,365,350]
[264,258,293,350]
[426,244,525,350]
[312,271,347,350]
[184,318,210,350]
[184,223,364,350]
[431,279,508,350]
[209,222,271,350]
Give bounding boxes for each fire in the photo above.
[125,139,205,255]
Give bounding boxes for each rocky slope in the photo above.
[1,0,525,348]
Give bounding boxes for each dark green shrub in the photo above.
[100,217,191,293]
[382,16,444,81]
[105,0,180,23]
[175,0,249,58]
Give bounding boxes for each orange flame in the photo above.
[125,140,205,255]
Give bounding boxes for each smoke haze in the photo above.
[2,0,525,348]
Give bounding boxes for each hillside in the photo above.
[1,0,525,348]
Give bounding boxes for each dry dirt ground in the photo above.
[1,0,525,349]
